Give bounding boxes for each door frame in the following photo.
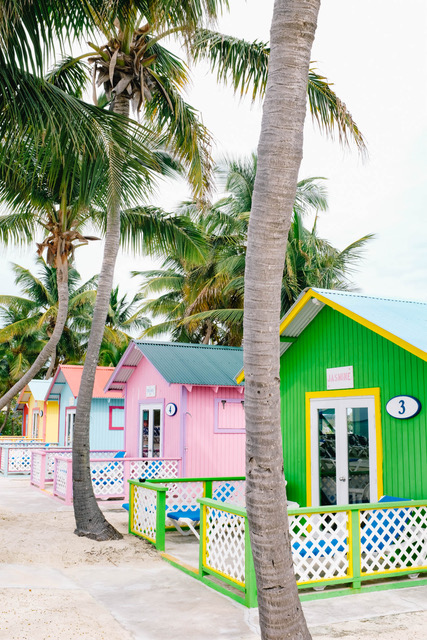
[65,407,76,447]
[305,388,383,506]
[138,400,164,458]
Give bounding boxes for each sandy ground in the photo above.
[0,507,157,568]
[1,479,427,640]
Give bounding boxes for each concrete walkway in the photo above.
[1,476,427,639]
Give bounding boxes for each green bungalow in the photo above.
[275,287,427,509]
[128,287,427,604]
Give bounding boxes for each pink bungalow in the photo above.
[104,341,245,477]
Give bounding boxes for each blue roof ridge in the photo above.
[312,288,427,307]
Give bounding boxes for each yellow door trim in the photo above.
[305,387,383,506]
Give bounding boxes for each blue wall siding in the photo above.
[89,398,125,450]
[57,385,124,450]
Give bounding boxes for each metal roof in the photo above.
[105,341,244,390]
[280,288,427,359]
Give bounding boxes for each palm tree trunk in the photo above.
[243,1,320,639]
[0,402,11,434]
[0,260,69,410]
[72,93,129,540]
[45,347,56,380]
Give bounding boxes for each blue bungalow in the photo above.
[45,365,125,449]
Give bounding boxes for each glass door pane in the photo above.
[66,412,75,446]
[318,408,337,506]
[142,409,150,458]
[152,409,161,457]
[347,407,370,503]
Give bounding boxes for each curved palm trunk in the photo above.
[72,94,128,540]
[243,1,320,638]
[0,402,11,434]
[0,260,69,410]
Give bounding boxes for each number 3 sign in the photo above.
[386,395,421,419]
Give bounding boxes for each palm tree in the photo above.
[243,1,321,637]
[2,1,366,543]
[0,260,97,378]
[137,159,372,344]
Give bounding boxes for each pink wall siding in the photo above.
[124,358,181,458]
[185,386,245,477]
[124,356,245,477]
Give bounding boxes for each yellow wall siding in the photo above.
[44,401,59,443]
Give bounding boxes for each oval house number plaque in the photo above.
[386,395,421,420]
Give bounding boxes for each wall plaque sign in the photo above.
[146,385,156,398]
[386,395,421,419]
[326,366,354,390]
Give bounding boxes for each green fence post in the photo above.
[199,502,206,578]
[128,482,134,535]
[350,508,362,590]
[156,488,166,552]
[244,516,258,607]
[204,480,213,499]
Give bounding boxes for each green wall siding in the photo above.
[280,306,427,506]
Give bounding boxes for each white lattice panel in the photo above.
[290,511,350,583]
[46,450,72,478]
[360,505,427,574]
[204,506,246,585]
[132,485,157,541]
[91,460,124,497]
[165,482,204,514]
[31,452,42,483]
[8,448,33,473]
[212,480,246,506]
[54,458,69,497]
[0,448,6,473]
[129,459,179,480]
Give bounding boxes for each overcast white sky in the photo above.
[2,0,427,302]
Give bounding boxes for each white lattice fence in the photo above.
[31,451,42,485]
[54,457,69,499]
[290,511,350,584]
[131,485,158,542]
[0,448,6,473]
[165,481,204,526]
[360,505,427,575]
[46,450,72,479]
[203,505,246,585]
[91,459,125,498]
[7,447,34,474]
[129,459,179,480]
[212,480,246,506]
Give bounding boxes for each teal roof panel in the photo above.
[134,341,244,386]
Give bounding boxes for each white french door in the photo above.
[310,395,377,507]
[139,404,163,458]
[32,411,40,438]
[66,409,76,446]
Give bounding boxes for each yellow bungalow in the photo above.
[15,380,59,443]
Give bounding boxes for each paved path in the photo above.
[1,476,427,639]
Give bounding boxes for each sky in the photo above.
[2,0,427,303]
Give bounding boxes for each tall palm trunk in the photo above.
[0,259,69,410]
[0,401,11,434]
[243,1,320,639]
[72,94,128,540]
